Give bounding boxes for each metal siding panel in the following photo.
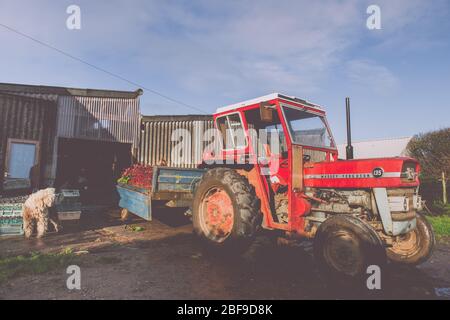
[161,121,166,165]
[173,122,178,167]
[0,94,57,191]
[149,122,155,165]
[142,122,147,164]
[138,117,214,168]
[150,121,157,166]
[114,98,120,141]
[56,95,139,145]
[138,122,143,163]
[186,121,193,168]
[169,121,174,167]
[155,121,160,166]
[143,122,148,164]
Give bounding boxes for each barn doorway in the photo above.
[55,138,132,205]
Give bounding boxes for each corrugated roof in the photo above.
[0,82,143,99]
[0,91,50,103]
[337,137,412,159]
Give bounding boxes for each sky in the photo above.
[0,0,449,143]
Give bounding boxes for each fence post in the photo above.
[442,171,447,205]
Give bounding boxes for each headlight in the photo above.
[401,162,418,181]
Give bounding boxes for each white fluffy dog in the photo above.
[23,188,61,239]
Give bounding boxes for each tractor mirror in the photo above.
[260,102,275,123]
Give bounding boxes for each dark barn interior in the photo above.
[55,138,132,204]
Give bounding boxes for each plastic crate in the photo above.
[0,201,24,236]
[56,189,82,222]
[0,203,24,217]
[0,216,24,236]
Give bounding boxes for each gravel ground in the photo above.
[0,209,449,300]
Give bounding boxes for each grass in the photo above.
[427,215,450,240]
[127,225,145,232]
[0,248,77,284]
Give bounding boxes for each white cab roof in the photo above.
[216,93,323,114]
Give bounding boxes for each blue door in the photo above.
[8,142,37,179]
[4,141,38,190]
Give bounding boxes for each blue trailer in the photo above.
[116,166,205,221]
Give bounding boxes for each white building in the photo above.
[337,137,412,159]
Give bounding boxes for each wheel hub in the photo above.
[324,230,363,277]
[200,187,234,242]
[390,230,420,257]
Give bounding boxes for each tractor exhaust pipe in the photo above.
[345,97,354,160]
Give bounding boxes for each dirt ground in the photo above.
[0,208,449,300]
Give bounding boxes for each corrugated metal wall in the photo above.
[138,116,214,168]
[1,90,140,146]
[0,93,57,191]
[56,96,140,146]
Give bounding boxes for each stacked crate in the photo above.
[0,196,26,236]
[56,190,82,222]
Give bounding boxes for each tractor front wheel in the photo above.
[386,213,435,265]
[192,168,261,253]
[314,215,386,283]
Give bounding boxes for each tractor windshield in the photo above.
[282,106,334,149]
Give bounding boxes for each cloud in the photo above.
[0,0,447,114]
[133,0,365,100]
[345,59,399,94]
[0,1,362,102]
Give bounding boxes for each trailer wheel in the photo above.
[192,168,261,253]
[386,213,435,265]
[120,208,130,221]
[314,215,386,283]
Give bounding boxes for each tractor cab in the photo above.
[205,93,339,232]
[213,93,337,165]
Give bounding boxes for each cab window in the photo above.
[216,113,246,149]
[283,106,333,148]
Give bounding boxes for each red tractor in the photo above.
[191,93,434,280]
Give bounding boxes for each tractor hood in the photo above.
[303,157,420,189]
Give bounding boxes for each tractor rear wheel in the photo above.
[314,215,386,283]
[192,168,261,253]
[386,213,435,265]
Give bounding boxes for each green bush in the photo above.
[431,200,450,216]
[407,128,450,211]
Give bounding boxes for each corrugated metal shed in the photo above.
[0,83,142,189]
[337,137,412,159]
[138,115,214,168]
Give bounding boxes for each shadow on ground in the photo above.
[0,208,449,300]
